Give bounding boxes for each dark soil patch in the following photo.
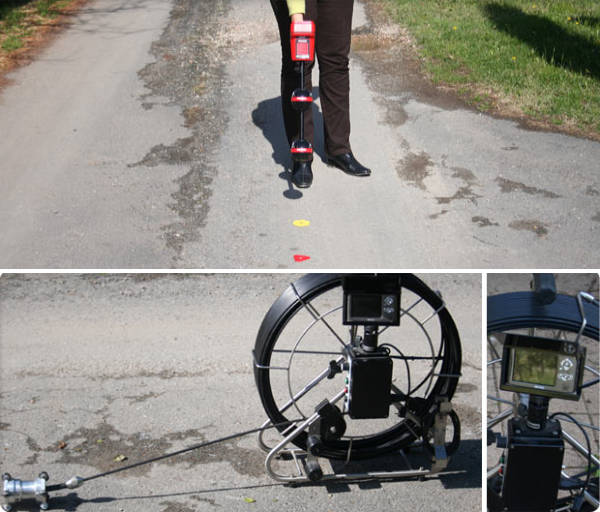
[472,216,499,228]
[508,219,549,237]
[495,177,560,198]
[435,185,482,205]
[40,421,264,478]
[159,502,197,512]
[396,151,433,189]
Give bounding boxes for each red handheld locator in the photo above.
[290,21,315,62]
[289,20,315,169]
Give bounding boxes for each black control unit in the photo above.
[345,347,393,419]
[502,417,564,512]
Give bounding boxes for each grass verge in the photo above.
[0,0,80,71]
[384,0,600,138]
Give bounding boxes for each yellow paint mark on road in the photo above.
[293,219,310,227]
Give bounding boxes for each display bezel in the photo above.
[499,333,585,401]
[342,275,401,326]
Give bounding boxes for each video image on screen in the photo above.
[513,347,558,386]
[351,294,382,318]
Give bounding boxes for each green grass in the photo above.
[1,8,27,28]
[386,0,600,135]
[0,0,72,62]
[1,34,24,51]
[35,0,64,17]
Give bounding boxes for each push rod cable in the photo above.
[46,419,303,492]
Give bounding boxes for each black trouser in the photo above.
[270,0,354,157]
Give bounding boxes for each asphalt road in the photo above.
[0,0,598,268]
[0,273,482,511]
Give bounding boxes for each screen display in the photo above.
[350,294,382,319]
[512,347,558,386]
[294,39,310,59]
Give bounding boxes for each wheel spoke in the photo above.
[273,349,342,356]
[285,304,345,418]
[488,408,512,429]
[291,282,347,348]
[487,395,512,406]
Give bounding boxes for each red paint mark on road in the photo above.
[293,254,311,262]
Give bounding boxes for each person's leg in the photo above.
[270,0,316,150]
[315,0,353,156]
[316,0,370,176]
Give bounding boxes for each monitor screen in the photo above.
[350,294,382,319]
[512,347,558,387]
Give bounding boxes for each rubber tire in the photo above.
[254,273,462,460]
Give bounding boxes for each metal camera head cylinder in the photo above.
[2,472,49,512]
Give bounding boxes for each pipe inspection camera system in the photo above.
[3,274,464,510]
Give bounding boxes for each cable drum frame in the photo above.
[253,274,462,483]
[487,290,600,511]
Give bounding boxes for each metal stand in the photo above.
[258,392,454,484]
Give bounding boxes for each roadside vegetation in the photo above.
[0,0,80,70]
[2,0,599,139]
[385,0,600,138]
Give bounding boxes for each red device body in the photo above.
[290,21,315,62]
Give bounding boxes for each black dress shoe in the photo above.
[292,160,313,188]
[327,152,371,177]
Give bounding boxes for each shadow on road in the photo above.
[39,439,481,509]
[40,484,286,511]
[327,437,481,492]
[252,88,326,200]
[482,3,600,79]
[438,438,482,489]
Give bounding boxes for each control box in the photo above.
[502,417,564,511]
[345,348,393,419]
